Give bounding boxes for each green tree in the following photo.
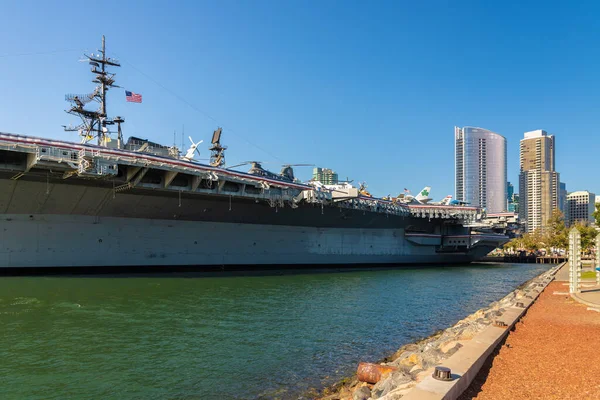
[573,222,598,252]
[503,237,522,253]
[545,210,568,250]
[518,231,544,252]
[593,203,600,226]
[503,230,548,253]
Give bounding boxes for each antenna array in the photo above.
[64,35,124,146]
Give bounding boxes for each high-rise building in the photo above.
[566,191,596,226]
[507,181,514,209]
[312,167,338,185]
[518,130,560,232]
[507,182,519,213]
[454,127,507,213]
[511,193,520,214]
[559,182,567,216]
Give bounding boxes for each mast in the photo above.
[100,35,107,119]
[64,35,123,147]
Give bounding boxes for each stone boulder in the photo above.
[370,371,412,398]
[352,386,371,400]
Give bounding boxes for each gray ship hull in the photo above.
[0,214,492,269]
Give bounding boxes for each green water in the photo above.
[0,263,549,399]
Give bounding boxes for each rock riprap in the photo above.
[318,268,557,400]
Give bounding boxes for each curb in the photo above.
[397,263,562,400]
[571,293,600,309]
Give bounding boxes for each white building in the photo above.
[566,190,596,226]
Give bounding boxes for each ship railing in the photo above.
[301,189,332,204]
[77,148,91,172]
[408,206,479,221]
[335,198,410,217]
[0,137,298,190]
[35,145,80,166]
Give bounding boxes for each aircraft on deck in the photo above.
[413,187,432,203]
[397,187,434,204]
[400,189,456,206]
[449,199,471,206]
[430,195,453,206]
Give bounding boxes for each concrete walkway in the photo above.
[459,280,600,399]
[554,262,600,308]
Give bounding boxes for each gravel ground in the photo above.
[459,281,600,400]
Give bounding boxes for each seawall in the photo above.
[319,263,562,400]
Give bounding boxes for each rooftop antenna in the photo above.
[167,129,180,158]
[64,35,122,147]
[209,127,227,167]
[114,116,125,148]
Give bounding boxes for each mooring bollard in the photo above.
[432,366,453,381]
[493,320,508,328]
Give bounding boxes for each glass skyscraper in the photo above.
[455,126,507,213]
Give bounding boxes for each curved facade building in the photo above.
[455,126,507,213]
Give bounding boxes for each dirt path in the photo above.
[460,281,600,400]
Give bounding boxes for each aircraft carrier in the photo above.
[0,37,508,271]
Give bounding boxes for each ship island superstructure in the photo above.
[0,37,508,270]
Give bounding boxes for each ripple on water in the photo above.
[10,296,41,306]
[0,263,550,400]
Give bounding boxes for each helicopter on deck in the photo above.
[227,161,313,183]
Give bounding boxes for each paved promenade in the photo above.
[459,266,600,399]
[554,262,600,307]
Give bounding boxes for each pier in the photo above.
[480,255,567,264]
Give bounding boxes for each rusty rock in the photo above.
[357,362,398,384]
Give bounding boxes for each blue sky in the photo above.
[0,1,598,199]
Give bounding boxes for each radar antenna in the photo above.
[209,127,227,167]
[64,35,123,147]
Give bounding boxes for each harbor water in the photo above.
[0,263,549,399]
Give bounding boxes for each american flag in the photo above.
[125,90,142,103]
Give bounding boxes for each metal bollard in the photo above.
[493,320,508,328]
[432,366,453,381]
